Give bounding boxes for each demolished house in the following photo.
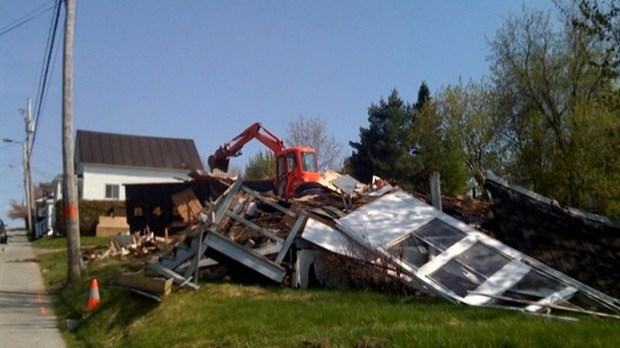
[114,172,619,320]
[484,172,620,299]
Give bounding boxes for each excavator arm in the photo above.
[208,122,286,173]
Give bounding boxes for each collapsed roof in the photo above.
[484,171,620,298]
[301,188,619,320]
[137,172,619,320]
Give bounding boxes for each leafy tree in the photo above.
[243,150,275,180]
[409,98,442,189]
[347,89,416,185]
[412,93,468,195]
[285,115,343,172]
[557,0,620,78]
[489,7,620,220]
[436,79,505,187]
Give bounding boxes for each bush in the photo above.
[54,200,125,236]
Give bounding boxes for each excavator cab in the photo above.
[275,147,320,197]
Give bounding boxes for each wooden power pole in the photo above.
[25,98,34,238]
[62,0,82,282]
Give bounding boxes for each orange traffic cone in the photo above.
[86,278,100,311]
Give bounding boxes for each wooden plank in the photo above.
[171,188,203,222]
[213,179,244,225]
[217,191,244,231]
[96,216,130,237]
[112,273,174,296]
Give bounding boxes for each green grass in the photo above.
[34,240,620,348]
[33,235,110,249]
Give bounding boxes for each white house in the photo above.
[75,130,204,201]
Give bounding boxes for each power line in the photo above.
[31,0,63,158]
[0,1,56,37]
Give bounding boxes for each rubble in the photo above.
[102,233,158,258]
[300,189,620,319]
[101,171,618,320]
[484,171,620,298]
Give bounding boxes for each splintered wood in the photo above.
[101,174,502,304]
[171,188,203,222]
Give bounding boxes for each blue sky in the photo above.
[0,0,558,226]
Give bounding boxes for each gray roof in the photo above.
[76,130,203,171]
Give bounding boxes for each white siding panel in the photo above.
[81,164,190,200]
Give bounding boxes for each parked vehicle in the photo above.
[0,218,7,244]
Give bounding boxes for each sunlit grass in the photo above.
[34,243,620,348]
[33,235,110,249]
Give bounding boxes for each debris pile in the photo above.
[484,171,620,298]
[105,172,619,320]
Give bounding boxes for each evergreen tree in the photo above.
[415,81,431,110]
[347,89,416,185]
[243,150,275,180]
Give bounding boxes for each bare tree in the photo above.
[8,200,28,227]
[285,115,343,172]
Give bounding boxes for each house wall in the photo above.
[80,164,190,200]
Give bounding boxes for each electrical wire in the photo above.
[30,0,63,158]
[0,1,56,37]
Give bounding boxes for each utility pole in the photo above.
[25,98,34,238]
[62,0,82,282]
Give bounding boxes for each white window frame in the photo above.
[105,184,120,199]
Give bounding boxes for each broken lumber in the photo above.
[112,273,174,297]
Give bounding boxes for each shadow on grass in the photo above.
[46,253,160,339]
[102,291,159,333]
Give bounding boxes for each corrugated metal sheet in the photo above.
[76,130,203,170]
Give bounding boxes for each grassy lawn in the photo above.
[34,237,620,348]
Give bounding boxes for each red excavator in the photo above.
[208,122,322,198]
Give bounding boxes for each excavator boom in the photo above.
[209,122,285,173]
[207,121,321,198]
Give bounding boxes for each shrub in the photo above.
[54,200,125,236]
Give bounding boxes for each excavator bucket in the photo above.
[208,155,230,174]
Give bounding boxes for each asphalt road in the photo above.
[0,230,65,348]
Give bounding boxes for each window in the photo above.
[388,218,468,269]
[301,152,318,172]
[287,153,297,173]
[413,218,467,251]
[105,184,120,199]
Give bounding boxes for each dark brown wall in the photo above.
[485,180,620,298]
